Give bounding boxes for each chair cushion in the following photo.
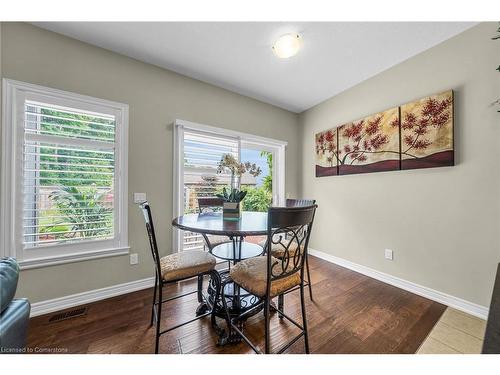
[204,235,231,249]
[258,237,300,259]
[0,257,20,314]
[229,256,301,298]
[160,250,216,282]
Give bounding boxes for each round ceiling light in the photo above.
[272,33,302,59]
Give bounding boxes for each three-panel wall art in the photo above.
[315,90,454,177]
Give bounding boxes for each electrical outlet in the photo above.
[130,253,139,265]
[133,193,146,203]
[384,249,394,261]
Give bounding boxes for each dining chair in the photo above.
[221,204,317,354]
[259,198,316,305]
[138,201,221,354]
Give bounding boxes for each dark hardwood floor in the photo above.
[27,256,446,354]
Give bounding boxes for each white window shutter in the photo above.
[22,101,116,248]
[181,129,238,250]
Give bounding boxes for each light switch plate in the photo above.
[384,249,394,261]
[130,253,139,265]
[133,193,147,203]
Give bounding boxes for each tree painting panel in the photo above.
[400,90,454,170]
[337,107,400,175]
[315,128,338,177]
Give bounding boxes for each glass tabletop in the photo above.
[211,242,264,261]
[172,211,268,236]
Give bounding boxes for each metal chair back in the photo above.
[265,205,317,287]
[138,201,162,280]
[285,198,316,207]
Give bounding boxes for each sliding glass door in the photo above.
[173,120,286,252]
[180,130,237,251]
[240,142,276,212]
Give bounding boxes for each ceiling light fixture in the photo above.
[272,33,302,59]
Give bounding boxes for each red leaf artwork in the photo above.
[315,128,338,176]
[400,90,454,170]
[337,107,400,175]
[314,90,454,177]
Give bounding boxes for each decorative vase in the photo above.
[223,173,243,220]
[223,201,241,220]
[230,174,241,190]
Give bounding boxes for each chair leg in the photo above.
[220,279,233,343]
[300,282,310,354]
[209,270,221,330]
[155,283,163,354]
[306,256,313,301]
[150,273,158,327]
[197,275,203,303]
[264,297,271,354]
[278,294,284,320]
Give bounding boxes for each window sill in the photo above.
[18,246,130,270]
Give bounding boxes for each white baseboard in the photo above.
[30,277,155,317]
[309,248,489,320]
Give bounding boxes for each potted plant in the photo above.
[216,154,261,220]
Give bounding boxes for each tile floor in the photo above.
[417,308,486,354]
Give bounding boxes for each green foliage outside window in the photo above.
[241,185,272,212]
[37,108,114,187]
[32,107,115,242]
[48,186,113,238]
[260,151,273,194]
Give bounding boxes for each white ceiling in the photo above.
[32,22,476,113]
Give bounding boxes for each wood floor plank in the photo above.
[26,256,446,354]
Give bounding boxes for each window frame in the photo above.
[172,118,287,252]
[1,79,129,269]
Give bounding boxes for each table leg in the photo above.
[211,235,266,345]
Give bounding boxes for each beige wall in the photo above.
[300,22,500,307]
[0,23,300,302]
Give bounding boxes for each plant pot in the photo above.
[223,201,241,220]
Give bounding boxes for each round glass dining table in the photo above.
[171,211,268,345]
[172,211,268,261]
[172,212,267,263]
[172,211,268,237]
